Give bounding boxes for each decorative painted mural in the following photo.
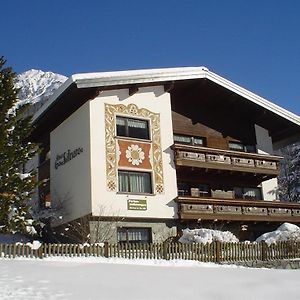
[117,140,152,169]
[105,103,164,194]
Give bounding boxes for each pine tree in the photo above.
[278,143,300,202]
[0,56,39,234]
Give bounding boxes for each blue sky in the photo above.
[1,0,300,115]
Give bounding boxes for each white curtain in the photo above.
[127,118,147,129]
[117,228,150,243]
[229,142,244,151]
[174,135,191,144]
[193,137,204,145]
[118,171,151,193]
[116,117,126,126]
[118,172,129,192]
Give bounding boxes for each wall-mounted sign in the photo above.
[55,147,83,169]
[127,199,147,211]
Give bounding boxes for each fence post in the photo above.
[215,241,221,263]
[163,242,168,260]
[38,244,43,259]
[261,241,267,261]
[104,242,109,258]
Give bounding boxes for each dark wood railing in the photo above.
[174,143,281,177]
[177,196,300,222]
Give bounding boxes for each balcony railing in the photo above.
[174,143,281,176]
[177,196,300,222]
[38,159,51,208]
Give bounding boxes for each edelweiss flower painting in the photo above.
[126,144,145,166]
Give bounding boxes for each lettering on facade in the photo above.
[55,147,84,169]
[127,199,147,211]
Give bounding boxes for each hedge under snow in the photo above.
[256,222,300,245]
[179,228,239,244]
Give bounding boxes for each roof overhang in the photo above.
[32,66,300,143]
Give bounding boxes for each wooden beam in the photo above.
[129,85,139,96]
[164,81,175,93]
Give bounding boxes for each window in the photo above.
[234,187,262,200]
[117,227,152,244]
[177,182,190,196]
[229,142,244,152]
[174,134,205,146]
[116,116,149,140]
[118,170,152,194]
[244,145,256,153]
[229,142,256,153]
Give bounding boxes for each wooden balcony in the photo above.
[38,159,51,207]
[177,196,300,223]
[174,144,281,178]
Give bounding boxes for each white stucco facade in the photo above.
[50,86,178,223]
[89,86,178,219]
[50,102,92,224]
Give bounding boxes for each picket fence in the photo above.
[1,241,299,263]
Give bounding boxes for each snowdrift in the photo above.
[256,223,300,245]
[179,228,239,244]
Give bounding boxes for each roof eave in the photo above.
[32,76,76,124]
[205,71,300,127]
[32,66,300,131]
[72,66,209,88]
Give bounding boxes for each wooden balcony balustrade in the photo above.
[177,196,300,223]
[38,159,51,207]
[173,144,282,177]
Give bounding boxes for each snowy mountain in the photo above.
[15,69,67,113]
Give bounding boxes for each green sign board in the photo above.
[127,199,147,211]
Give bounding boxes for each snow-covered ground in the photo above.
[0,257,299,300]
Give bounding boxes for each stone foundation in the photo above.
[89,220,177,243]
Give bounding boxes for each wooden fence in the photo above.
[1,241,300,263]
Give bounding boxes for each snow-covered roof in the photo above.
[33,66,300,128]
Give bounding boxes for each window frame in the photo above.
[234,186,262,200]
[118,170,153,195]
[228,141,257,153]
[116,116,150,141]
[228,141,245,152]
[173,134,206,147]
[117,227,152,244]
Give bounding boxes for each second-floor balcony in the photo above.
[173,143,281,178]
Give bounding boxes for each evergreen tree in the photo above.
[278,143,300,202]
[0,56,39,234]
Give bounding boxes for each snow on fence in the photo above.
[0,241,299,262]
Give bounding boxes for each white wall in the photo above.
[255,124,278,201]
[50,101,92,224]
[90,86,178,219]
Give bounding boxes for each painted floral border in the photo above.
[105,103,164,194]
